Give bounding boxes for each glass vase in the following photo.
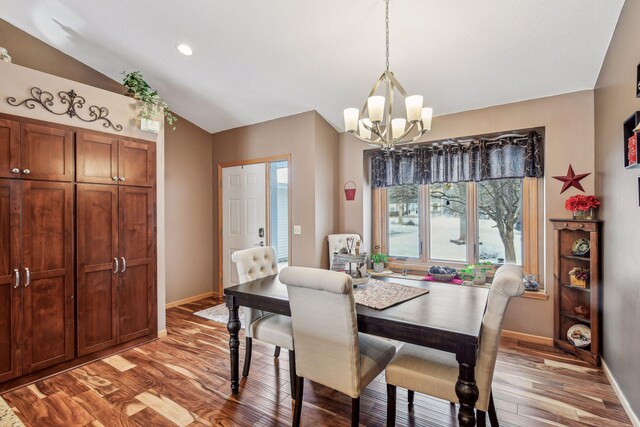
[572,208,595,220]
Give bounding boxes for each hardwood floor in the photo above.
[1,297,631,426]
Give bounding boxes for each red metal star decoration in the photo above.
[553,165,590,194]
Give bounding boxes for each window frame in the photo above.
[373,178,540,286]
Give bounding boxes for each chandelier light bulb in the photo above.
[421,107,433,131]
[392,118,407,139]
[405,95,423,123]
[344,108,359,133]
[368,96,385,123]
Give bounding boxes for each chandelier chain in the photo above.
[385,0,390,71]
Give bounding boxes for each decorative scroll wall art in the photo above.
[7,87,123,131]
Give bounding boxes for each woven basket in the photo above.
[431,273,457,282]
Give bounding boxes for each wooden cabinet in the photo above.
[77,185,155,355]
[76,132,155,187]
[551,219,601,366]
[21,124,74,182]
[0,181,74,377]
[77,184,119,356]
[0,114,157,387]
[0,119,20,179]
[76,132,119,185]
[0,180,21,382]
[118,186,155,341]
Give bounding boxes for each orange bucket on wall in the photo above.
[344,181,356,201]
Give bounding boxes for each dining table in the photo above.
[224,274,490,427]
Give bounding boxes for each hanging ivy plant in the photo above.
[122,71,177,130]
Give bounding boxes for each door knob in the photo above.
[254,241,264,247]
[13,269,19,288]
[11,168,19,174]
[112,176,118,181]
[119,177,126,181]
[22,169,30,175]
[121,257,126,272]
[24,267,30,287]
[113,258,119,273]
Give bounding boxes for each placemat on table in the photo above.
[353,279,429,310]
[423,275,464,285]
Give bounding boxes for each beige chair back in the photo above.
[475,264,524,410]
[231,247,279,336]
[327,234,361,269]
[279,266,361,397]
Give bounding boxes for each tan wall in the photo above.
[165,118,215,303]
[1,19,215,309]
[339,90,596,338]
[594,0,640,417]
[212,111,340,289]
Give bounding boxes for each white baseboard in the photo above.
[602,359,640,427]
[501,329,554,347]
[165,291,214,309]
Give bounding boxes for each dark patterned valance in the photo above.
[370,130,544,188]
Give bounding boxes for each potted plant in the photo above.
[569,267,589,288]
[122,71,177,131]
[565,195,600,220]
[370,253,388,273]
[460,262,493,284]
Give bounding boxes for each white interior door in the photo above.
[222,163,266,288]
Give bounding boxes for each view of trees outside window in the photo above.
[386,179,523,264]
[477,178,523,264]
[387,185,420,258]
[429,183,467,261]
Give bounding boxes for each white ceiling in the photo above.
[0,0,624,133]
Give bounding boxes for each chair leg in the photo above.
[351,396,360,427]
[408,390,414,404]
[242,337,252,378]
[292,376,304,427]
[274,346,281,358]
[488,391,499,426]
[386,384,397,427]
[288,350,296,398]
[477,410,487,427]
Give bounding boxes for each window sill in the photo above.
[522,290,549,300]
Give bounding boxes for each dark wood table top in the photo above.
[224,275,490,354]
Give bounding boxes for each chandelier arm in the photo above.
[385,70,409,98]
[375,122,387,144]
[350,132,385,145]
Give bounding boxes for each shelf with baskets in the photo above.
[550,219,601,366]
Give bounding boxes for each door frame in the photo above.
[217,154,292,297]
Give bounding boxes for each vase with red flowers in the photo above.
[565,194,600,220]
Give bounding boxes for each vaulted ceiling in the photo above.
[0,0,625,133]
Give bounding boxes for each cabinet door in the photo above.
[76,132,119,185]
[0,119,20,179]
[118,139,155,187]
[0,180,21,382]
[77,184,119,356]
[118,186,155,342]
[21,181,74,373]
[21,123,74,182]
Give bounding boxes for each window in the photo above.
[374,178,539,283]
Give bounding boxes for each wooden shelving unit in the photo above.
[550,219,602,366]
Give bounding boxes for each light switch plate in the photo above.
[293,225,302,235]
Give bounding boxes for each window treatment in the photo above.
[370,130,543,188]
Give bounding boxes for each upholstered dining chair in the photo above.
[385,264,524,427]
[327,233,361,270]
[279,266,396,427]
[231,247,296,395]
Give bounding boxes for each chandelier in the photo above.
[343,0,432,151]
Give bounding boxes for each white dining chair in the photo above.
[279,266,396,427]
[327,233,361,270]
[385,264,524,427]
[231,247,296,396]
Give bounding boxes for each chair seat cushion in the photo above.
[358,333,397,389]
[385,344,459,404]
[250,313,294,351]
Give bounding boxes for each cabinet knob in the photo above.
[22,169,30,175]
[563,223,568,227]
[579,224,585,228]
[112,176,118,181]
[119,177,126,181]
[11,168,19,174]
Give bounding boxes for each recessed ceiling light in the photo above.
[176,44,193,56]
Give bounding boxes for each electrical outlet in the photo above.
[293,225,302,235]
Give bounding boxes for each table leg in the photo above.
[455,352,479,426]
[226,296,241,394]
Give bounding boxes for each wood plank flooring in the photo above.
[1,297,631,426]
